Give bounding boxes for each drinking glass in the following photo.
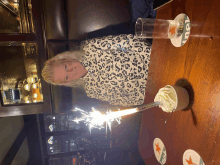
[135,18,184,39]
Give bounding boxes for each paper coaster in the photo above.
[170,13,191,47]
[183,149,205,165]
[153,138,167,165]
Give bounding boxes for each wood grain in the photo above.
[139,0,220,164]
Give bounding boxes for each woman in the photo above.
[42,0,156,107]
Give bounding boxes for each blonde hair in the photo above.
[42,50,86,88]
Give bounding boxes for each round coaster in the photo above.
[153,138,167,165]
[170,13,191,47]
[183,149,205,165]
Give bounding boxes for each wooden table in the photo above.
[139,0,220,164]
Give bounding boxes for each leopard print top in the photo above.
[81,34,151,106]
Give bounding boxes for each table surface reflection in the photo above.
[139,0,220,164]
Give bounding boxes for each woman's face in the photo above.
[53,60,87,83]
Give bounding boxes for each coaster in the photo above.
[170,13,191,47]
[183,149,205,165]
[153,138,167,165]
